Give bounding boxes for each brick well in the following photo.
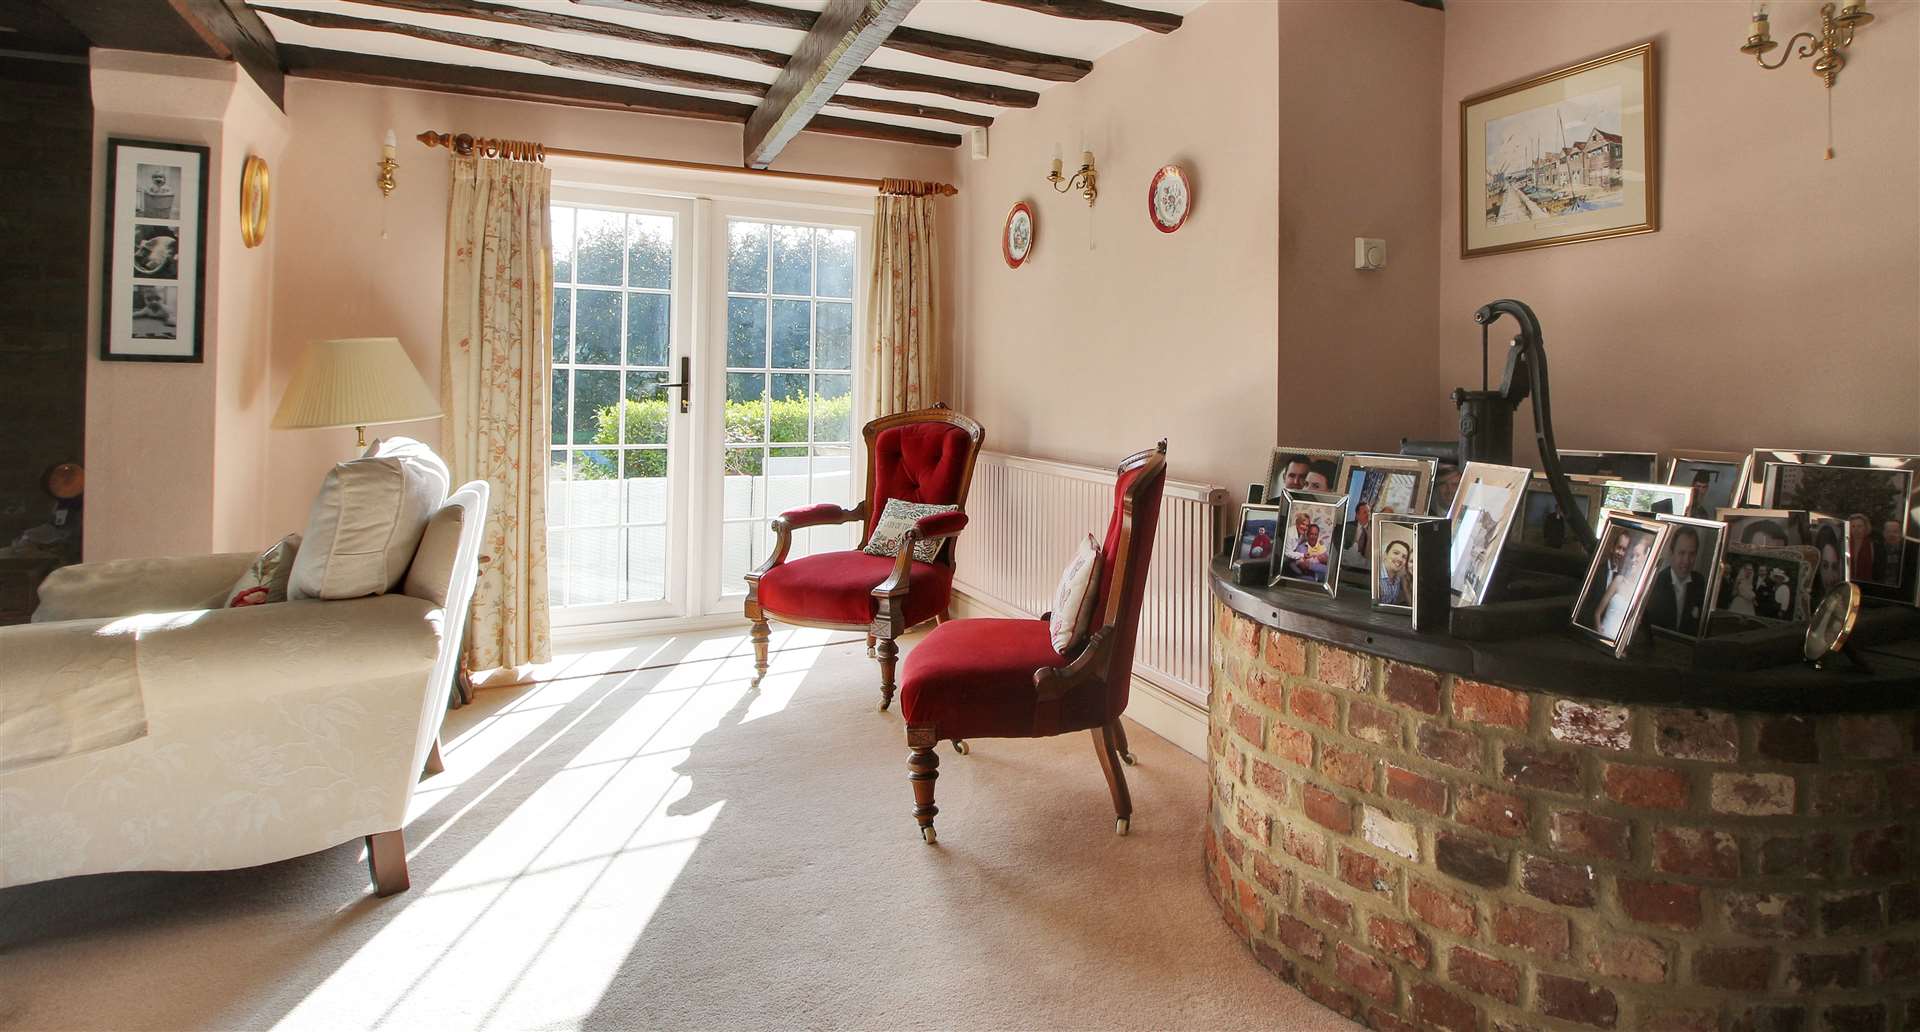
[1204,597,1920,1031]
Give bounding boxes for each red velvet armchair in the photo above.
[743,405,985,711]
[896,441,1168,843]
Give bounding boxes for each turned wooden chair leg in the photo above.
[422,737,445,777]
[366,829,410,896]
[908,733,941,843]
[1112,719,1136,766]
[1093,722,1133,836]
[866,632,877,658]
[874,635,899,711]
[749,618,771,688]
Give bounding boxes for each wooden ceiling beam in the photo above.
[574,0,1091,82]
[171,0,286,108]
[309,0,1031,108]
[976,0,1181,34]
[37,0,222,58]
[278,45,961,149]
[744,0,918,168]
[265,6,989,128]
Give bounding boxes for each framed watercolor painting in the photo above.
[1460,41,1657,259]
[1002,202,1034,269]
[102,138,208,361]
[1147,164,1191,233]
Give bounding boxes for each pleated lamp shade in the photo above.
[272,337,441,444]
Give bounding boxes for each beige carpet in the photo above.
[0,627,1347,1031]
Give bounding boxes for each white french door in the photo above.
[548,185,869,630]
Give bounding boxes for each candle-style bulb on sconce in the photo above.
[377,128,399,198]
[1045,140,1098,206]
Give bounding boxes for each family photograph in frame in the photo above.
[1572,512,1669,657]
[1232,504,1282,570]
[1520,475,1602,552]
[103,138,207,362]
[1272,491,1347,597]
[1447,462,1530,607]
[1745,450,1920,606]
[1335,453,1435,568]
[1267,448,1341,501]
[1666,453,1751,519]
[1763,461,1913,591]
[1717,544,1815,622]
[1461,42,1657,259]
[1645,514,1726,641]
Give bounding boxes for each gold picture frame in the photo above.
[1460,41,1658,259]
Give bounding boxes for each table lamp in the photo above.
[272,337,442,450]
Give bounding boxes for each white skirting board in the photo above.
[947,588,1209,760]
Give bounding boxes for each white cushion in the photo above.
[862,498,957,564]
[402,503,465,608]
[1048,533,1102,653]
[289,437,450,600]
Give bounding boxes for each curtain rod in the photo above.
[415,131,958,196]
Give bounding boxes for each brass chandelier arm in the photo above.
[1755,31,1820,69]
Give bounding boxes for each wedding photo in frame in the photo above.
[1271,490,1347,598]
[1572,512,1670,658]
[1335,453,1436,569]
[102,138,208,362]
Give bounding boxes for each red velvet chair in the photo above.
[743,405,985,710]
[896,441,1167,843]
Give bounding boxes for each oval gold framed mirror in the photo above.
[239,155,270,248]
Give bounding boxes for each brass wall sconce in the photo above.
[1047,144,1097,206]
[1742,0,1874,88]
[377,129,398,197]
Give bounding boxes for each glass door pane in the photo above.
[719,220,859,594]
[549,203,680,613]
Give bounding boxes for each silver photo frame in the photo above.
[1335,453,1437,569]
[1665,452,1751,519]
[1647,513,1727,643]
[1266,448,1343,501]
[1557,449,1660,481]
[1757,456,1916,603]
[1271,490,1348,598]
[1572,512,1671,658]
[1447,462,1531,607]
[1600,480,1692,518]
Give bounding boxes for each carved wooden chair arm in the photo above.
[1033,628,1113,702]
[871,518,969,601]
[749,501,868,582]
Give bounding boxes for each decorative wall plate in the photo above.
[1148,164,1191,233]
[1002,202,1034,268]
[239,155,269,249]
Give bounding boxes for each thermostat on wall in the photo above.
[1355,238,1386,270]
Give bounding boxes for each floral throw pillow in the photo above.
[224,533,302,608]
[1048,533,1103,654]
[862,499,958,565]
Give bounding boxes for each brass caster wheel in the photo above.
[1116,818,1130,836]
[921,826,938,844]
[1121,751,1137,766]
[952,739,970,755]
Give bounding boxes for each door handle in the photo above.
[656,355,691,414]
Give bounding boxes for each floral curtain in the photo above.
[864,180,944,418]
[441,154,553,672]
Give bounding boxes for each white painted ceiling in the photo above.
[252,0,1207,142]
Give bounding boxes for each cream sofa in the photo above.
[0,480,488,897]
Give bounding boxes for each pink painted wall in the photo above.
[264,77,958,539]
[947,0,1285,493]
[84,52,286,561]
[1279,0,1447,453]
[1438,0,1920,461]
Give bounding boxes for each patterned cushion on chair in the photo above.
[899,619,1105,740]
[756,550,953,627]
